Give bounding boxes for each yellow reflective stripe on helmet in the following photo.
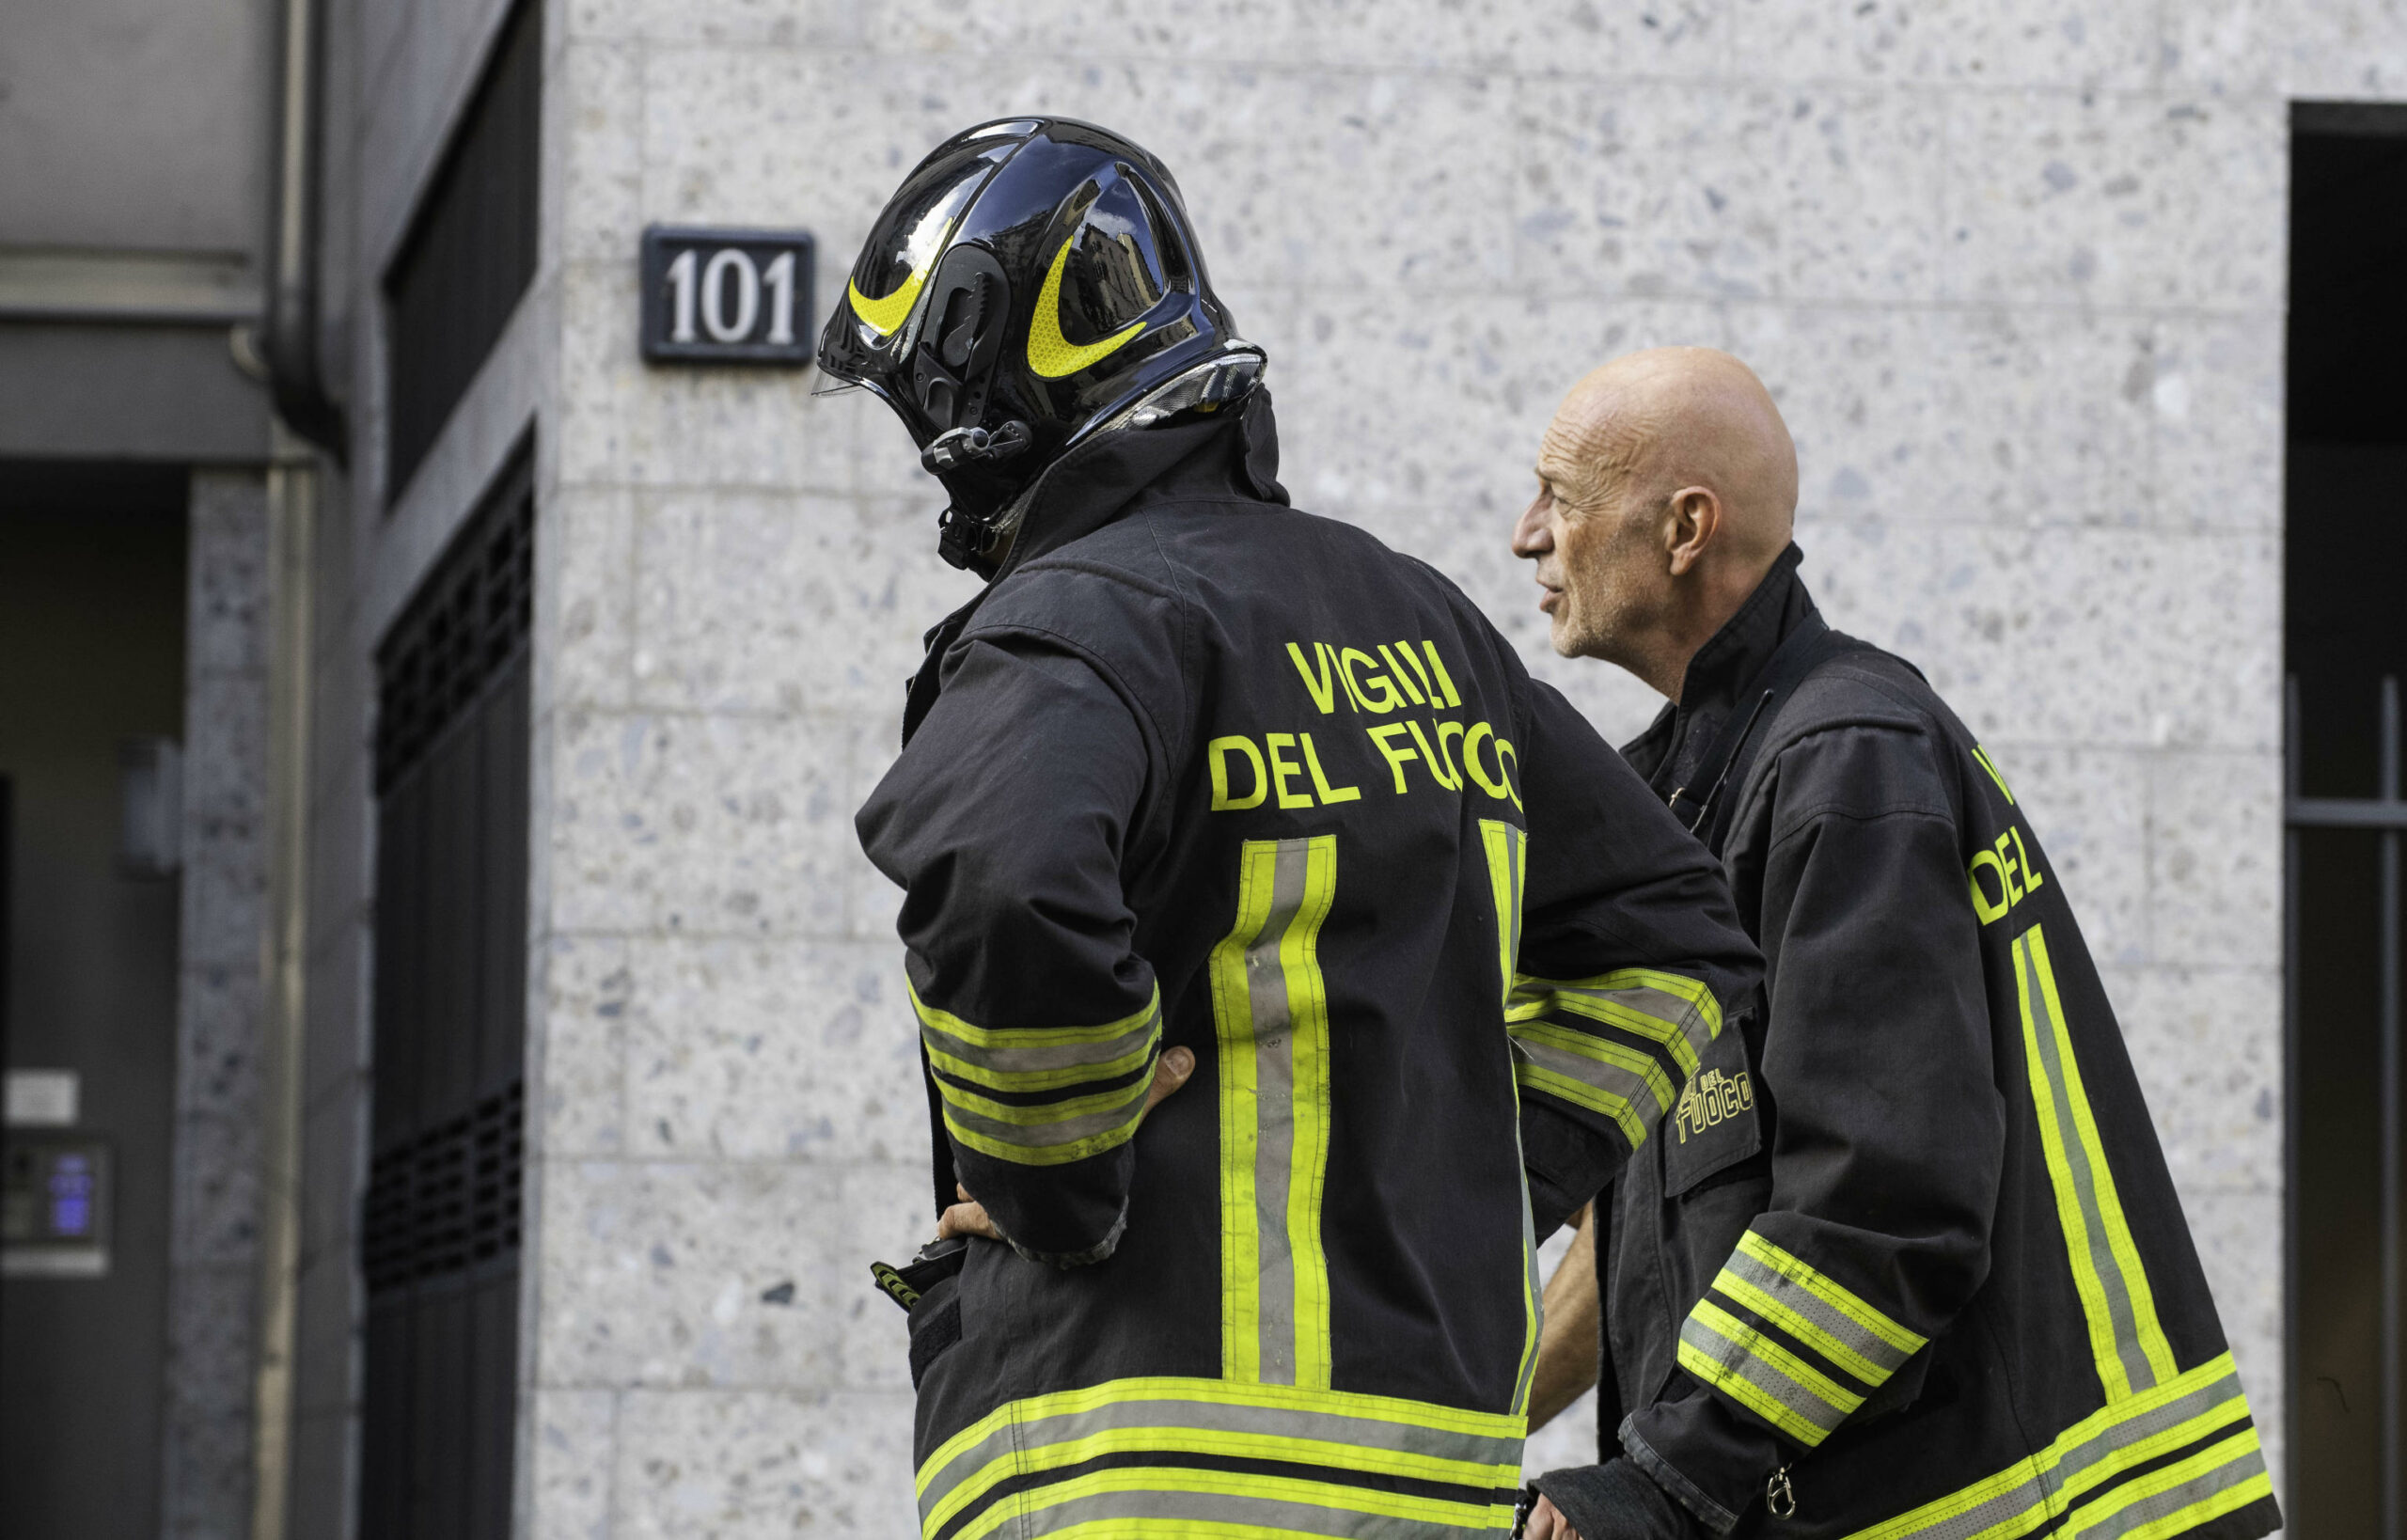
[1734,1232,1927,1359]
[914,1375,1527,1540]
[1208,837,1338,1388]
[1027,233,1144,378]
[847,211,965,339]
[1677,1296,1862,1447]
[2015,921,2178,1399]
[1837,1352,2268,1540]
[848,268,926,337]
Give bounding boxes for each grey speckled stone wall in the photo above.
[164,470,270,1540]
[502,0,2407,1530]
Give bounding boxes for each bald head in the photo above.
[1511,347,1800,699]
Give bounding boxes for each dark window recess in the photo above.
[383,0,540,502]
[360,443,533,1540]
[2286,102,2407,1540]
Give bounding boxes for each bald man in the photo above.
[1505,351,2277,1540]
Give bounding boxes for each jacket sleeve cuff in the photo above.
[1618,1414,1743,1536]
[1519,1100,1627,1239]
[1530,1456,1697,1540]
[1619,1378,1789,1536]
[1002,1201,1128,1268]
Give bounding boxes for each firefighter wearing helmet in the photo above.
[825,118,1762,1540]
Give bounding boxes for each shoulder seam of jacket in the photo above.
[945,621,1179,778]
[1766,801,1955,856]
[994,553,1183,605]
[1733,708,1943,833]
[1801,653,1933,718]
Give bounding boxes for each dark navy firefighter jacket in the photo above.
[856,397,1763,1540]
[1557,547,2279,1540]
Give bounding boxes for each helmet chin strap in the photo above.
[920,420,1031,476]
[936,502,1012,574]
[930,344,1268,574]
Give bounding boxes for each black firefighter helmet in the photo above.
[817,118,1265,571]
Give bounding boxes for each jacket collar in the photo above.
[901,392,1287,745]
[994,387,1288,576]
[1622,542,1817,794]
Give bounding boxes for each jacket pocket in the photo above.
[906,1273,965,1391]
[1660,1024,1763,1197]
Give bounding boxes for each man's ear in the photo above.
[1664,485,1721,578]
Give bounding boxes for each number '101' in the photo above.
[663,247,798,345]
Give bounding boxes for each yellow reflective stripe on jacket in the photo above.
[915,1375,1526,1540]
[1512,1020,1678,1113]
[1208,836,1339,1388]
[1511,1054,1647,1147]
[1478,819,1544,1419]
[2014,921,2178,1399]
[1509,968,1719,1078]
[915,984,1163,1166]
[938,1076,1155,1166]
[1972,743,2017,805]
[1839,1352,2269,1540]
[1479,820,1527,1009]
[1734,1233,1926,1356]
[1709,1232,1927,1391]
[1677,1296,1864,1447]
[952,1464,1513,1540]
[913,980,1163,1094]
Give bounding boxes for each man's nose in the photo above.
[1512,497,1551,559]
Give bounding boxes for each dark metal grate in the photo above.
[375,443,533,793]
[361,1082,524,1293]
[383,0,540,501]
[362,446,534,1540]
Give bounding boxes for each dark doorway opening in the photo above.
[357,443,531,1540]
[2286,101,2407,1538]
[0,460,190,1540]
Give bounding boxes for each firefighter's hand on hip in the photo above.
[937,1047,1197,1242]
